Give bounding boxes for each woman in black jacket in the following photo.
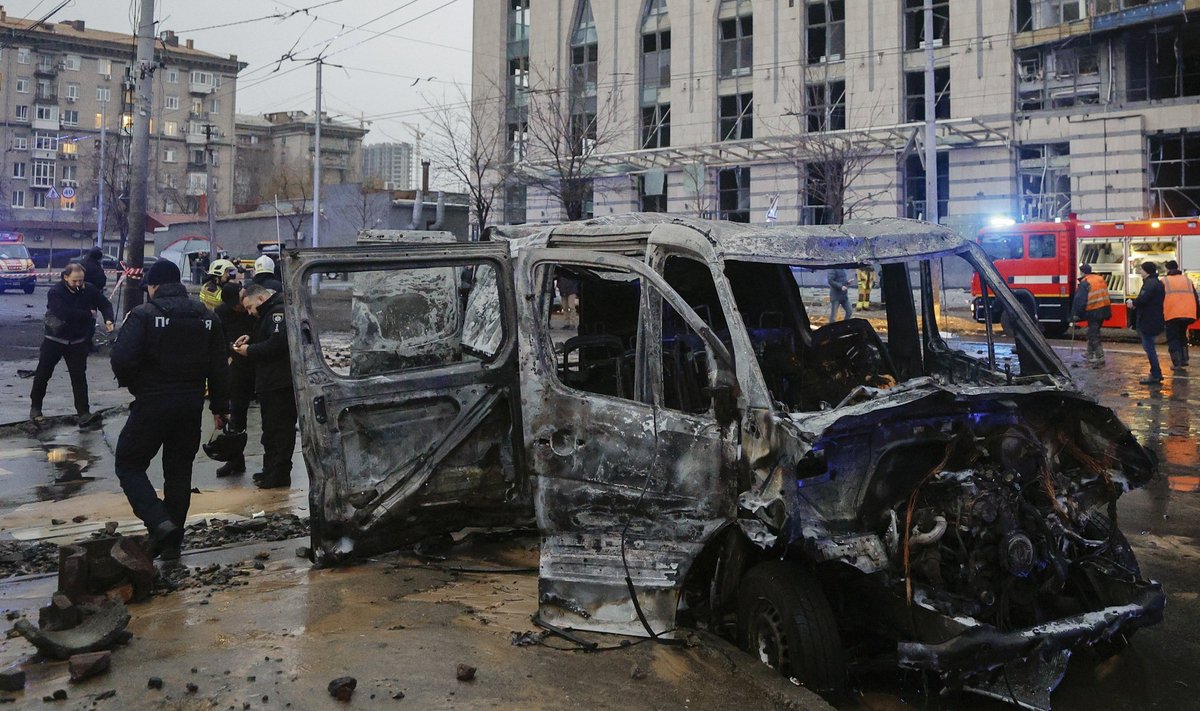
[29,264,114,425]
[1128,261,1166,385]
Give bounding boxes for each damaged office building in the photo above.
[283,214,1164,709]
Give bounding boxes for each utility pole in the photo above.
[311,59,322,294]
[924,0,944,320]
[96,99,106,249]
[203,122,218,244]
[121,0,156,312]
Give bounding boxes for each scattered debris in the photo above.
[392,691,405,700]
[13,600,130,660]
[327,677,357,702]
[0,669,24,692]
[630,663,648,680]
[16,370,33,379]
[186,682,198,694]
[147,677,163,690]
[50,519,66,526]
[510,630,546,647]
[103,522,118,536]
[67,651,111,683]
[455,664,476,682]
[38,595,81,632]
[94,690,116,701]
[71,516,87,524]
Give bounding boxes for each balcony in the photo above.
[185,132,206,145]
[31,116,60,131]
[187,159,207,170]
[34,62,58,77]
[33,91,57,105]
[189,81,211,95]
[189,110,208,121]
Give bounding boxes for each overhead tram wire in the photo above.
[174,0,347,34]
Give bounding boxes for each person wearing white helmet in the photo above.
[252,255,282,290]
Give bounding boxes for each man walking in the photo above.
[233,284,296,490]
[1161,260,1197,372]
[212,283,256,477]
[1127,261,1166,386]
[827,268,854,322]
[110,261,229,560]
[1071,264,1112,367]
[29,264,114,426]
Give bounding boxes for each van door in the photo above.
[516,248,738,637]
[283,243,528,564]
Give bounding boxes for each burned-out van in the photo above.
[284,214,1163,708]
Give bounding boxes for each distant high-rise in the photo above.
[362,142,413,190]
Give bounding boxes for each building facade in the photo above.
[0,12,244,252]
[473,0,1200,232]
[362,142,414,190]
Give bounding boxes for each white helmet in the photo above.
[254,255,276,274]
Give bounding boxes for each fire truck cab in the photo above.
[0,232,36,294]
[973,217,1200,340]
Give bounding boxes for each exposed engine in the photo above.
[882,425,1134,631]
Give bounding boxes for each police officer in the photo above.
[110,260,229,560]
[233,283,295,489]
[213,282,256,477]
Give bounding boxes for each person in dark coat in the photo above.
[232,284,296,489]
[1128,261,1166,385]
[827,268,854,322]
[29,264,115,425]
[110,260,229,560]
[213,283,257,477]
[80,247,107,292]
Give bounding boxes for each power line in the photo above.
[174,0,346,34]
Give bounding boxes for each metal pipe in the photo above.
[430,192,446,230]
[406,190,424,230]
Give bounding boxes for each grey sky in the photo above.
[9,0,474,146]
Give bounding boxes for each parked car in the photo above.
[283,214,1163,708]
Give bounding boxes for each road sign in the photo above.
[46,188,59,199]
[61,187,76,199]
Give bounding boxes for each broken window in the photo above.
[638,172,668,212]
[719,92,753,141]
[1018,143,1071,221]
[508,121,528,162]
[718,1,753,78]
[641,0,671,104]
[806,80,846,133]
[504,183,527,224]
[904,0,949,51]
[508,0,531,44]
[1126,21,1200,103]
[717,167,750,222]
[902,152,949,222]
[1149,130,1200,218]
[570,0,599,98]
[904,67,950,122]
[641,103,671,149]
[307,262,503,379]
[1016,43,1103,111]
[569,113,597,157]
[508,57,529,108]
[801,163,840,225]
[806,0,845,64]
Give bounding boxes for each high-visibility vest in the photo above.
[1082,274,1110,312]
[1163,273,1198,321]
[198,280,222,309]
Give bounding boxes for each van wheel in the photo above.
[23,284,35,295]
[738,561,845,700]
[1041,322,1069,338]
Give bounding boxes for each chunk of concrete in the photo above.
[327,677,356,702]
[38,595,81,632]
[68,651,111,683]
[13,601,130,660]
[0,668,25,692]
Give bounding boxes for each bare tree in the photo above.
[335,178,390,234]
[681,163,717,219]
[517,67,631,222]
[85,134,132,257]
[233,141,274,211]
[425,82,509,236]
[264,160,313,246]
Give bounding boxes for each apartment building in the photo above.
[473,0,1200,231]
[362,142,414,190]
[233,111,369,208]
[0,10,244,248]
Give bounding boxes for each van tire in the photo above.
[23,283,35,295]
[738,561,845,700]
[1041,322,1069,338]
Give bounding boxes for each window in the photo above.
[718,10,753,78]
[64,83,79,101]
[11,162,26,179]
[32,191,46,208]
[569,113,597,157]
[190,71,213,85]
[508,122,528,161]
[31,160,55,188]
[61,140,77,156]
[641,103,671,149]
[191,97,204,114]
[208,98,221,114]
[14,106,28,121]
[806,81,845,132]
[96,87,111,102]
[1016,43,1104,111]
[980,234,1025,261]
[1126,23,1200,103]
[16,48,30,64]
[63,55,80,71]
[61,197,76,211]
[509,0,531,43]
[165,95,179,110]
[61,164,77,186]
[11,191,24,208]
[505,183,527,224]
[15,78,29,93]
[1018,143,1071,221]
[34,105,57,122]
[166,68,178,83]
[507,57,530,107]
[717,167,750,222]
[1149,130,1200,218]
[191,148,206,165]
[806,0,845,64]
[903,152,949,222]
[163,120,178,137]
[904,0,949,51]
[904,67,950,122]
[570,0,599,98]
[93,113,103,129]
[719,92,753,141]
[802,162,840,224]
[638,172,668,212]
[12,136,27,150]
[62,109,79,126]
[1028,234,1057,259]
[164,148,177,163]
[34,133,59,151]
[641,0,671,102]
[210,149,220,166]
[213,75,222,88]
[97,58,112,76]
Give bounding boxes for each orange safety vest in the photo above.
[1163,273,1198,321]
[1082,274,1110,312]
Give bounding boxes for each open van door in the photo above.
[283,242,530,564]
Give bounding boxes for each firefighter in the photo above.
[1071,264,1111,367]
[199,259,239,310]
[109,260,229,560]
[856,266,875,311]
[1162,260,1198,372]
[232,283,296,489]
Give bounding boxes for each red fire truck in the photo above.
[972,216,1200,340]
[0,232,36,294]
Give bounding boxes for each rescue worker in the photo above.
[856,266,875,311]
[827,268,854,322]
[252,255,283,290]
[80,247,107,292]
[29,264,115,426]
[110,260,229,560]
[1071,264,1112,367]
[1162,260,1197,372]
[1127,261,1166,386]
[199,258,238,310]
[213,282,257,477]
[233,284,296,490]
